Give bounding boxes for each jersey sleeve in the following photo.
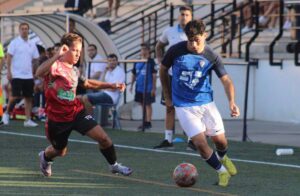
[161,45,175,69]
[212,54,227,78]
[159,28,169,44]
[204,46,227,78]
[7,40,15,56]
[32,44,40,59]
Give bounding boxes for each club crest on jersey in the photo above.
[199,60,206,68]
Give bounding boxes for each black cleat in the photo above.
[153,140,174,149]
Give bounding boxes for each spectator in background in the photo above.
[33,45,47,111]
[64,0,93,16]
[53,43,61,53]
[86,44,106,81]
[130,43,157,130]
[259,1,280,30]
[108,0,120,18]
[154,6,194,150]
[3,22,39,127]
[80,54,125,126]
[46,47,55,59]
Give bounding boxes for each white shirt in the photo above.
[104,66,125,104]
[7,36,39,79]
[159,24,188,50]
[159,24,187,75]
[86,54,106,80]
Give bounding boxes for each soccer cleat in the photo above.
[220,155,237,176]
[153,140,174,149]
[218,171,231,187]
[2,113,9,125]
[24,119,38,127]
[137,123,152,131]
[186,140,197,151]
[110,163,133,176]
[39,151,53,177]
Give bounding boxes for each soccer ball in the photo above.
[173,163,198,187]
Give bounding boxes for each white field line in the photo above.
[1,130,299,169]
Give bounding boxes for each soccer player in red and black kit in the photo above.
[36,33,132,177]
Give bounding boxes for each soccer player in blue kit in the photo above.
[160,19,240,187]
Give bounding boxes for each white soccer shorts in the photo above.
[175,102,225,138]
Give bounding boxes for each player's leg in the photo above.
[75,111,132,176]
[3,79,22,125]
[154,76,174,148]
[176,105,231,187]
[153,104,174,148]
[204,102,237,177]
[23,79,38,127]
[39,120,72,176]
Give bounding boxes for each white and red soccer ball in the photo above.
[173,163,198,187]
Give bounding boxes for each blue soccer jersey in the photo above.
[161,41,227,107]
[132,58,157,93]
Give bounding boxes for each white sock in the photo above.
[165,130,173,143]
[216,165,227,173]
[187,137,191,142]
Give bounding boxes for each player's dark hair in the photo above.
[60,33,82,47]
[88,44,97,51]
[179,5,192,13]
[107,53,118,60]
[184,20,206,39]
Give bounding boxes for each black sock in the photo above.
[100,144,117,165]
[44,152,53,162]
[216,148,227,159]
[206,152,222,170]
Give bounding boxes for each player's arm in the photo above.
[159,64,172,106]
[6,53,13,81]
[155,41,168,64]
[220,75,240,117]
[36,45,68,77]
[83,78,126,92]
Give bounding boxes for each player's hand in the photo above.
[57,44,69,58]
[230,102,240,118]
[115,83,126,92]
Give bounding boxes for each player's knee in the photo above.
[99,135,112,147]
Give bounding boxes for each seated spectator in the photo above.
[86,44,106,81]
[80,53,125,126]
[129,43,157,130]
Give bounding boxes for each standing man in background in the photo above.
[3,22,39,127]
[130,43,157,130]
[86,44,106,81]
[154,6,194,149]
